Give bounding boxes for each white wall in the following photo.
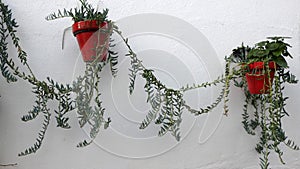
[1,0,300,169]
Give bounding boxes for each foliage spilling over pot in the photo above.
[179,37,299,169]
[0,0,117,155]
[46,0,111,62]
[44,0,118,148]
[224,37,299,169]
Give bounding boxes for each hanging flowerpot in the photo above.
[245,61,276,94]
[72,20,109,62]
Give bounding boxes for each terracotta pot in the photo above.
[72,20,109,62]
[245,61,276,94]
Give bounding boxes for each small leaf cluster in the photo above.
[18,85,51,156]
[73,63,111,147]
[45,0,108,22]
[247,37,292,68]
[113,26,144,94]
[0,1,20,83]
[17,78,75,156]
[140,69,184,141]
[107,37,119,77]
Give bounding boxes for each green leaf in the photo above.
[273,56,288,68]
[256,41,268,47]
[253,49,269,57]
[272,50,282,57]
[266,42,279,51]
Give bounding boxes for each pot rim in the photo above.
[247,61,276,70]
[72,20,107,36]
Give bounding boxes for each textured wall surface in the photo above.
[1,0,300,169]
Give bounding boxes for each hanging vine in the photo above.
[0,1,299,169]
[0,0,117,155]
[225,40,299,169]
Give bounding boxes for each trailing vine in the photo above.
[72,62,111,147]
[225,40,299,169]
[45,0,119,147]
[0,0,75,156]
[2,0,222,152]
[114,28,233,141]
[0,0,117,155]
[0,1,299,169]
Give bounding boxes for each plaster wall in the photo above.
[1,0,300,169]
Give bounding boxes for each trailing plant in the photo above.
[145,37,299,168]
[1,2,299,168]
[0,0,117,155]
[72,63,111,147]
[225,38,299,169]
[49,0,221,141]
[0,0,75,156]
[114,28,229,141]
[181,37,299,168]
[2,0,193,153]
[169,37,298,168]
[45,0,119,148]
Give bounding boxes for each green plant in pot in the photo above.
[45,0,118,147]
[244,37,293,94]
[180,37,299,168]
[223,37,299,169]
[0,0,118,156]
[46,0,112,63]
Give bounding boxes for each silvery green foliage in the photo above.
[0,0,118,155]
[2,2,299,168]
[114,29,184,140]
[0,1,22,83]
[115,28,230,141]
[1,0,120,155]
[0,0,76,156]
[73,63,111,147]
[141,69,184,141]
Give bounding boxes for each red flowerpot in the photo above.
[72,20,109,62]
[245,61,276,94]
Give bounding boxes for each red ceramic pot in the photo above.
[245,61,276,94]
[72,20,109,62]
